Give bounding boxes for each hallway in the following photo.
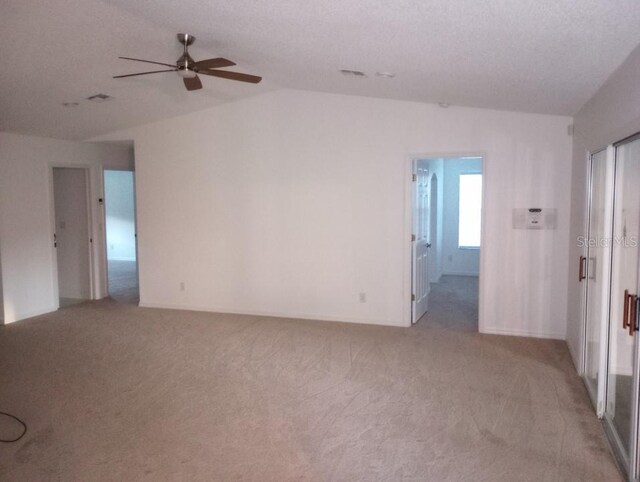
[108,259,139,304]
[419,275,479,332]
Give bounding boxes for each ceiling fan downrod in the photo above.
[176,33,197,78]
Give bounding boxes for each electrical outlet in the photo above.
[179,282,185,292]
[359,292,366,303]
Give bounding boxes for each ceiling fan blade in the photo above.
[113,69,178,79]
[198,69,262,84]
[183,74,203,91]
[193,57,236,70]
[119,57,177,69]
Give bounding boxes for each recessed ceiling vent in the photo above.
[340,69,367,78]
[87,93,113,102]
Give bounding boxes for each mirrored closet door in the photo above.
[582,135,640,481]
[583,148,613,413]
[605,135,640,478]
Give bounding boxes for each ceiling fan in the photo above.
[114,33,262,91]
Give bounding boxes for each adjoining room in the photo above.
[412,157,482,332]
[104,169,139,304]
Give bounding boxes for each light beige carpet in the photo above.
[0,281,621,481]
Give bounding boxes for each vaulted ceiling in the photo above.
[2,0,640,140]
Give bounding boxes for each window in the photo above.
[458,173,482,248]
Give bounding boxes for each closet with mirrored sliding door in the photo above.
[582,134,640,481]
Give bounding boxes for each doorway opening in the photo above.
[411,156,483,330]
[104,170,139,304]
[52,167,93,308]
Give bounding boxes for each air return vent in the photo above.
[86,93,113,102]
[339,69,367,78]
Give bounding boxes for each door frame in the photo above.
[404,152,487,329]
[48,164,96,308]
[429,172,439,286]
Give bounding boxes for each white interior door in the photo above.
[52,167,92,303]
[412,161,431,323]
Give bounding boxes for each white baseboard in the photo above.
[3,305,57,324]
[481,326,565,341]
[107,257,136,262]
[138,301,409,327]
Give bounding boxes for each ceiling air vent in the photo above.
[86,93,113,102]
[340,69,367,78]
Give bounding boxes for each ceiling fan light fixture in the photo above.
[177,68,197,79]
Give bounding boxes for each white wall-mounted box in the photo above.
[513,208,557,230]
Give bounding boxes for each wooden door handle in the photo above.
[630,294,638,336]
[579,256,587,282]
[624,290,630,328]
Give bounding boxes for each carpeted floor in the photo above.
[0,277,621,481]
[108,259,139,304]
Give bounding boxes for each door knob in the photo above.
[624,289,630,329]
[630,294,638,336]
[578,256,587,281]
[426,243,432,248]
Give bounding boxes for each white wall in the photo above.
[104,170,136,261]
[94,89,572,337]
[567,43,640,369]
[0,132,133,323]
[442,158,482,276]
[53,168,91,299]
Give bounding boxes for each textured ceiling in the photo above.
[2,0,640,140]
